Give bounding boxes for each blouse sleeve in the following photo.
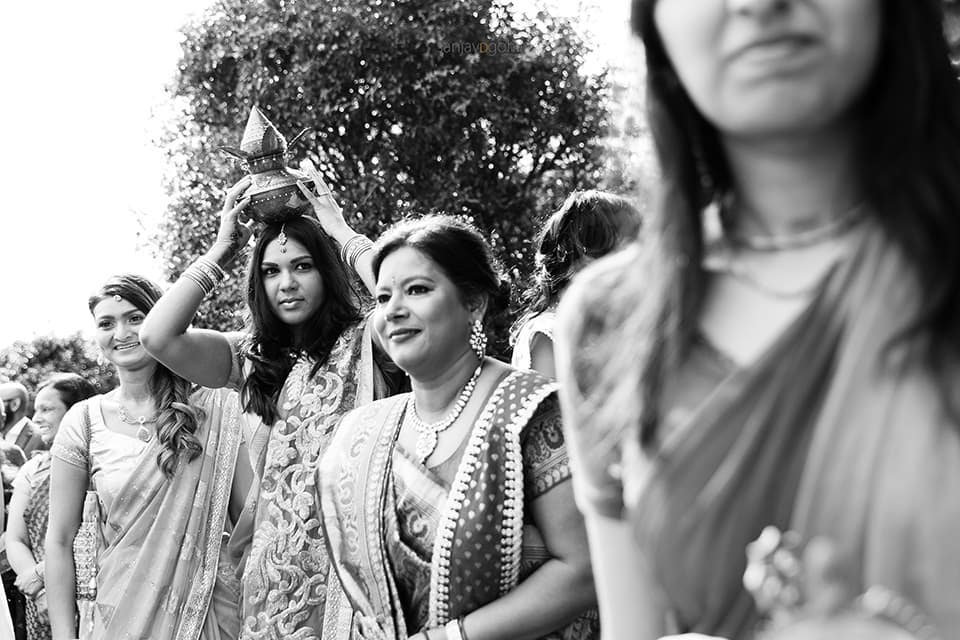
[50,401,91,470]
[223,331,250,391]
[554,253,634,520]
[522,394,571,499]
[11,455,42,493]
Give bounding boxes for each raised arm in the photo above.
[140,177,252,388]
[296,161,376,294]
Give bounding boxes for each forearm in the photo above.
[45,539,78,639]
[326,221,376,294]
[459,558,596,640]
[6,535,39,576]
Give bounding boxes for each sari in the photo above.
[50,386,242,640]
[558,223,960,637]
[320,368,600,640]
[227,321,387,639]
[13,453,53,639]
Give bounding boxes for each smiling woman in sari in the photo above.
[320,215,598,640]
[45,275,249,640]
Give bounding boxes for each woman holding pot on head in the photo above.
[555,0,960,638]
[6,373,96,640]
[140,165,402,637]
[45,274,247,640]
[319,215,599,640]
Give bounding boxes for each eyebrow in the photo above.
[376,275,436,290]
[261,254,312,267]
[95,309,143,321]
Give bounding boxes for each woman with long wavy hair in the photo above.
[555,0,960,638]
[45,274,247,640]
[141,170,402,638]
[510,190,641,377]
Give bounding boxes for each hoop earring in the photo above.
[469,319,487,360]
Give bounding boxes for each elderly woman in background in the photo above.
[556,0,960,638]
[511,190,641,378]
[320,215,598,640]
[7,373,96,640]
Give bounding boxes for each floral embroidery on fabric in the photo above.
[240,326,365,639]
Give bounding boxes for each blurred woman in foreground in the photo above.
[556,0,960,637]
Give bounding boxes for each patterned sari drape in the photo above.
[88,386,242,640]
[321,370,597,639]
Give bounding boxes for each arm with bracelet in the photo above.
[295,161,376,294]
[139,176,252,390]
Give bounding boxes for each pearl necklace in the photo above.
[118,404,157,442]
[409,360,484,464]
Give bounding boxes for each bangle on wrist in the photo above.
[339,233,374,273]
[181,256,227,298]
[444,618,464,640]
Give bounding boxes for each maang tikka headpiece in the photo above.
[278,224,288,253]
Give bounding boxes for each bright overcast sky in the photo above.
[0,0,633,346]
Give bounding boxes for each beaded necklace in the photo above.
[409,360,484,464]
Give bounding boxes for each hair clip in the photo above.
[278,224,288,253]
[113,294,122,302]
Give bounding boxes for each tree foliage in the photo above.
[156,0,611,353]
[0,334,117,397]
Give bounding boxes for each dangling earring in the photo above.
[96,352,104,366]
[469,318,487,360]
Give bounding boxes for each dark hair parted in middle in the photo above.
[371,215,511,346]
[241,216,363,425]
[88,273,203,477]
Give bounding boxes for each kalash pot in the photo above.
[220,106,314,224]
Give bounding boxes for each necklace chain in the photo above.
[726,201,865,252]
[117,404,157,426]
[409,360,484,464]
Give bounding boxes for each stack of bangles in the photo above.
[340,233,374,272]
[181,256,227,297]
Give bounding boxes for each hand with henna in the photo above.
[208,176,254,269]
[296,159,353,241]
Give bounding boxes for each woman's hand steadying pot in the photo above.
[210,176,254,267]
[297,159,350,239]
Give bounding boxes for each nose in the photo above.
[381,293,407,321]
[727,0,791,18]
[114,321,132,341]
[278,268,298,291]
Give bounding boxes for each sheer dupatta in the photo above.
[93,387,242,640]
[627,225,960,636]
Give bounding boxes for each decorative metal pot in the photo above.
[220,106,313,224]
